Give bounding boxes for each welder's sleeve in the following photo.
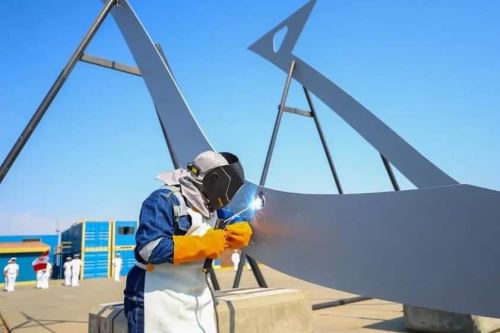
[224,222,253,250]
[135,189,176,265]
[172,229,225,264]
[217,207,244,222]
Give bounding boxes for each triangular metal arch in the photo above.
[249,0,457,189]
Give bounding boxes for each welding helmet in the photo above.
[188,152,245,211]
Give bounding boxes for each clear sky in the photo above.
[1,0,499,235]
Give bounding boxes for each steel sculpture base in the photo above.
[89,288,312,333]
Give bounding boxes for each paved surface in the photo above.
[222,266,405,333]
[0,266,405,332]
[0,279,123,333]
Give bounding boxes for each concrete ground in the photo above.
[0,266,405,332]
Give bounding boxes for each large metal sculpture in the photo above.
[2,0,499,318]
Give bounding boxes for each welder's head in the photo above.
[187,151,245,211]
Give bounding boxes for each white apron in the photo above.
[144,208,217,333]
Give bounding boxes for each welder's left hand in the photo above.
[224,222,252,250]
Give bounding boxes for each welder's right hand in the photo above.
[224,222,253,250]
[173,229,225,264]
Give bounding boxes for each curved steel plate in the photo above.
[106,0,212,167]
[246,184,500,317]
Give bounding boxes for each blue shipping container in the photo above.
[60,220,137,279]
[113,221,137,277]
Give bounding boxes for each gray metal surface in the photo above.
[282,106,312,118]
[106,0,500,317]
[245,183,500,317]
[104,0,212,168]
[80,53,141,76]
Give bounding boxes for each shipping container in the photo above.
[112,221,136,277]
[60,220,137,280]
[61,220,110,279]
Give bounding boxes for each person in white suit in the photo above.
[112,253,123,282]
[42,262,52,289]
[36,269,43,289]
[63,257,72,286]
[71,254,82,287]
[231,250,240,272]
[3,258,19,292]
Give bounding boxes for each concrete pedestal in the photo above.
[404,305,500,333]
[89,288,312,333]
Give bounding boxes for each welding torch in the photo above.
[202,193,265,272]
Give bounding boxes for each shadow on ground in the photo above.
[363,316,406,332]
[9,312,87,332]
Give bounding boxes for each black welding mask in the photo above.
[188,152,245,211]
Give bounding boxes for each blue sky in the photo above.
[1,0,499,235]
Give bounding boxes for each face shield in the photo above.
[188,152,245,211]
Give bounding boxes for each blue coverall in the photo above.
[124,187,239,333]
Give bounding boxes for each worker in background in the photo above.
[71,254,82,287]
[3,258,19,292]
[3,259,12,291]
[63,257,72,286]
[36,267,44,289]
[112,253,123,282]
[231,250,240,272]
[124,151,253,333]
[42,261,52,289]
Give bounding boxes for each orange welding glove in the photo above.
[224,222,253,250]
[173,229,225,264]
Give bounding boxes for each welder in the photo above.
[124,151,253,333]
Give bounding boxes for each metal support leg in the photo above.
[381,154,400,191]
[303,87,344,194]
[259,60,296,185]
[232,61,295,289]
[232,252,247,288]
[0,0,117,184]
[79,54,141,76]
[208,267,221,290]
[250,61,296,289]
[233,252,269,288]
[245,255,268,288]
